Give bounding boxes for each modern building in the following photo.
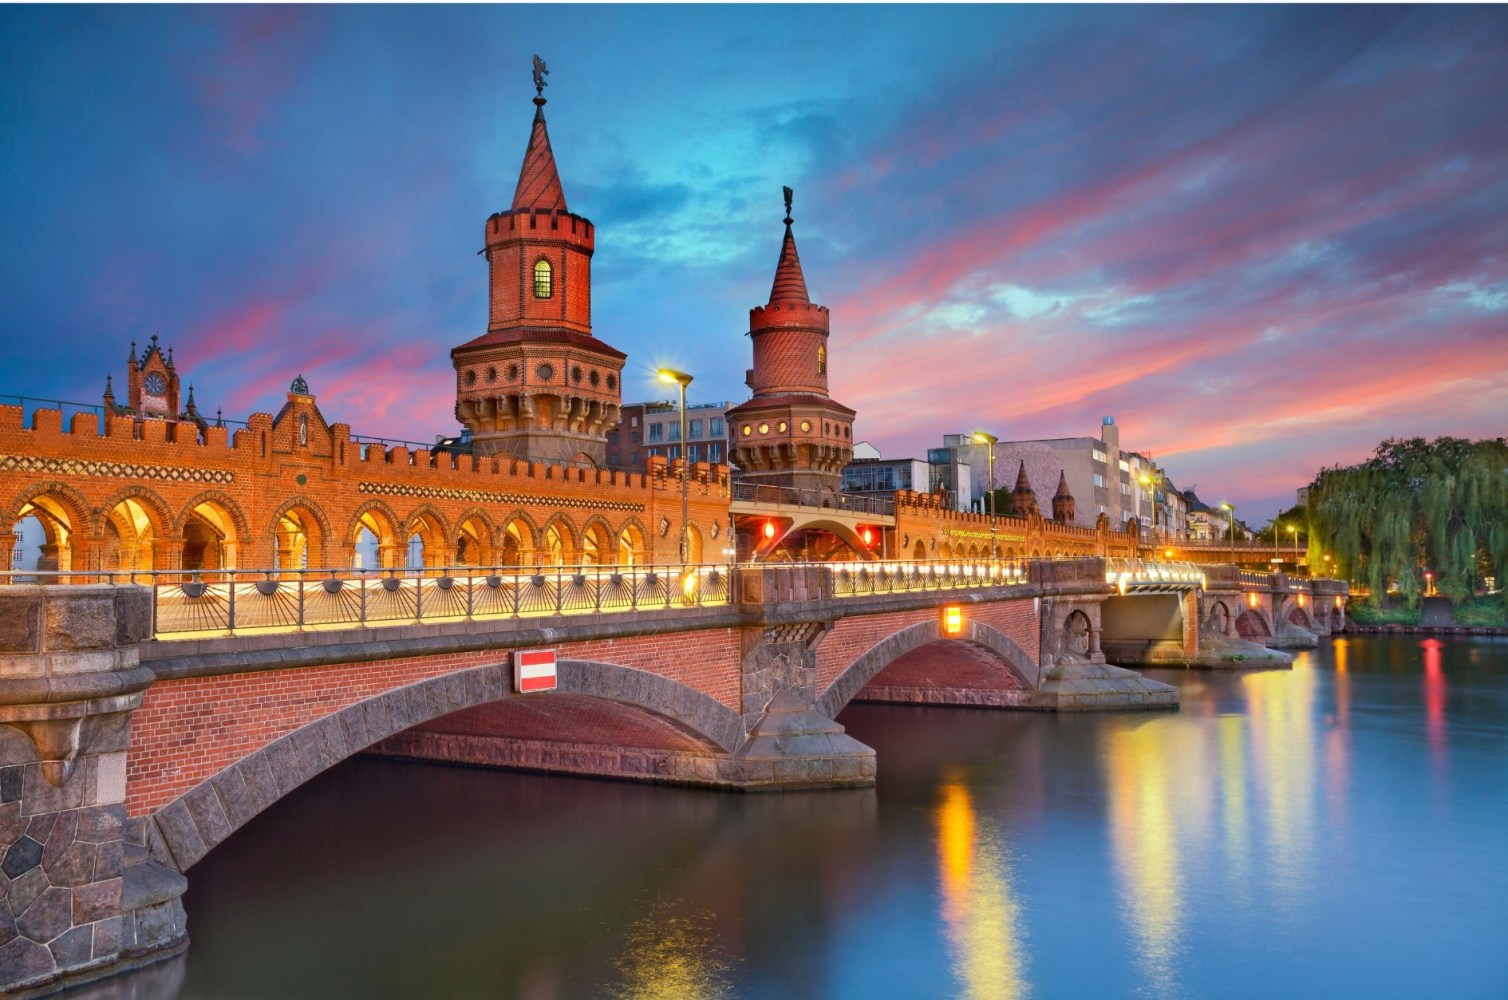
[840,456,933,504]
[992,417,1174,531]
[607,400,731,472]
[926,435,982,512]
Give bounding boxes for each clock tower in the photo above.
[126,334,180,418]
[450,64,625,465]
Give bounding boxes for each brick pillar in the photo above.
[0,584,173,992]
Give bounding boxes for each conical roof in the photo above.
[1054,470,1073,499]
[1012,460,1035,496]
[768,223,811,304]
[511,99,568,213]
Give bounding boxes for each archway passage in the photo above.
[9,491,86,573]
[100,497,159,575]
[852,640,1029,707]
[1235,608,1271,640]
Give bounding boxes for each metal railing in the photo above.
[0,564,732,639]
[829,559,1031,597]
[731,481,895,516]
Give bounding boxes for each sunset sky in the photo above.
[2,5,1504,523]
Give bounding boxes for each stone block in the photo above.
[72,877,122,924]
[48,923,93,968]
[45,842,95,888]
[183,783,232,852]
[43,594,118,652]
[339,707,371,755]
[114,589,153,645]
[18,885,72,943]
[0,937,54,988]
[0,766,20,805]
[132,898,186,951]
[8,868,47,916]
[0,595,40,654]
[238,754,280,814]
[22,764,84,814]
[2,835,43,879]
[92,915,122,960]
[264,737,305,796]
[210,770,256,831]
[76,804,125,845]
[153,799,207,871]
[0,906,14,948]
[0,802,23,846]
[42,811,78,869]
[94,840,123,881]
[361,698,394,742]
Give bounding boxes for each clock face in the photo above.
[144,373,167,396]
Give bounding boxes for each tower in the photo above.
[727,189,854,493]
[451,62,624,465]
[126,335,180,418]
[1053,470,1076,523]
[1010,461,1038,517]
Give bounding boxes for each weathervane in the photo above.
[532,55,549,96]
[782,185,794,226]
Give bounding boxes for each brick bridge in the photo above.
[0,558,1347,991]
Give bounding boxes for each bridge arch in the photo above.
[1235,607,1272,640]
[141,658,745,874]
[268,496,331,570]
[6,481,95,573]
[817,619,1036,718]
[497,511,539,566]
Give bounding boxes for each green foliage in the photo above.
[1308,437,1508,608]
[1260,502,1308,545]
[1454,597,1508,628]
[1345,601,1422,626]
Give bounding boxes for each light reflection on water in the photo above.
[157,636,1508,999]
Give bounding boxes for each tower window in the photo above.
[534,259,553,299]
[818,345,826,375]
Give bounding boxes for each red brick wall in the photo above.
[814,599,1038,692]
[124,627,742,817]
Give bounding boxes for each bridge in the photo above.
[0,558,1346,992]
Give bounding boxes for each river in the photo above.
[137,636,1508,998]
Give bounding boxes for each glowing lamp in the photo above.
[861,526,875,547]
[940,605,964,637]
[762,521,776,540]
[680,569,699,605]
[1248,592,1259,608]
[1298,594,1306,606]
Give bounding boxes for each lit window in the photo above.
[1093,474,1105,487]
[534,259,553,298]
[1119,459,1129,472]
[818,345,826,375]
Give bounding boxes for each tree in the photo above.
[1260,503,1308,546]
[1307,437,1508,608]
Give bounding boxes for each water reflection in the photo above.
[935,778,1029,999]
[1105,720,1187,997]
[611,903,737,1000]
[1241,659,1318,901]
[1421,639,1448,774]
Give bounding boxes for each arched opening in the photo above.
[1063,610,1093,660]
[617,522,647,567]
[966,543,980,559]
[455,515,493,568]
[401,510,448,573]
[499,517,534,567]
[684,523,704,563]
[581,520,613,566]
[541,521,574,567]
[100,497,158,576]
[9,492,87,575]
[533,258,553,299]
[939,542,953,560]
[349,506,398,570]
[912,539,927,561]
[274,506,325,573]
[1235,609,1271,640]
[1209,601,1231,636]
[182,498,242,574]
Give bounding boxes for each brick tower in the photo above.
[1010,461,1038,517]
[727,189,854,494]
[451,65,624,465]
[1052,470,1076,523]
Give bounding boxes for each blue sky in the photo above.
[2,5,1505,523]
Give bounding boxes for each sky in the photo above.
[2,5,1505,525]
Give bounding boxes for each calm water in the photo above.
[162,636,1506,999]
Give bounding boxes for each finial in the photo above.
[216,407,224,428]
[782,185,794,227]
[128,339,137,365]
[186,383,196,404]
[290,373,309,395]
[166,344,175,368]
[151,333,158,346]
[532,54,549,98]
[103,373,114,399]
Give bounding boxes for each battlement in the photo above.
[486,207,595,247]
[749,300,830,333]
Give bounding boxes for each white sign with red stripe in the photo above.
[514,649,557,693]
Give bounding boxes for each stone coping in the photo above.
[1344,624,1508,637]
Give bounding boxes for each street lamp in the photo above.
[1287,523,1299,564]
[657,369,694,564]
[1219,502,1236,550]
[972,431,998,558]
[1138,470,1163,541]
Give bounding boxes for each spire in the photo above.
[184,383,198,416]
[1014,461,1032,493]
[1010,460,1039,518]
[768,186,811,305]
[127,339,138,368]
[102,374,115,406]
[1054,470,1072,499]
[511,57,567,213]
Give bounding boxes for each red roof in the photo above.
[512,102,568,213]
[452,326,626,359]
[768,224,811,305]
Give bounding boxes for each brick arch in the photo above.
[346,499,402,546]
[268,495,333,566]
[495,509,540,546]
[140,658,743,873]
[1235,608,1272,639]
[578,515,615,565]
[94,485,175,539]
[1285,601,1316,630]
[817,619,1037,718]
[5,480,95,536]
[538,513,580,563]
[173,490,251,541]
[399,503,451,543]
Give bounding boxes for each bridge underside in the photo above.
[851,640,1033,709]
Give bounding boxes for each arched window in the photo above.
[298,414,309,447]
[817,345,826,375]
[534,259,553,299]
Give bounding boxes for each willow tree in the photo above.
[1308,437,1508,607]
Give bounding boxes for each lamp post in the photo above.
[972,431,998,559]
[1287,523,1299,565]
[1138,470,1163,543]
[657,369,694,564]
[1219,502,1236,551]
